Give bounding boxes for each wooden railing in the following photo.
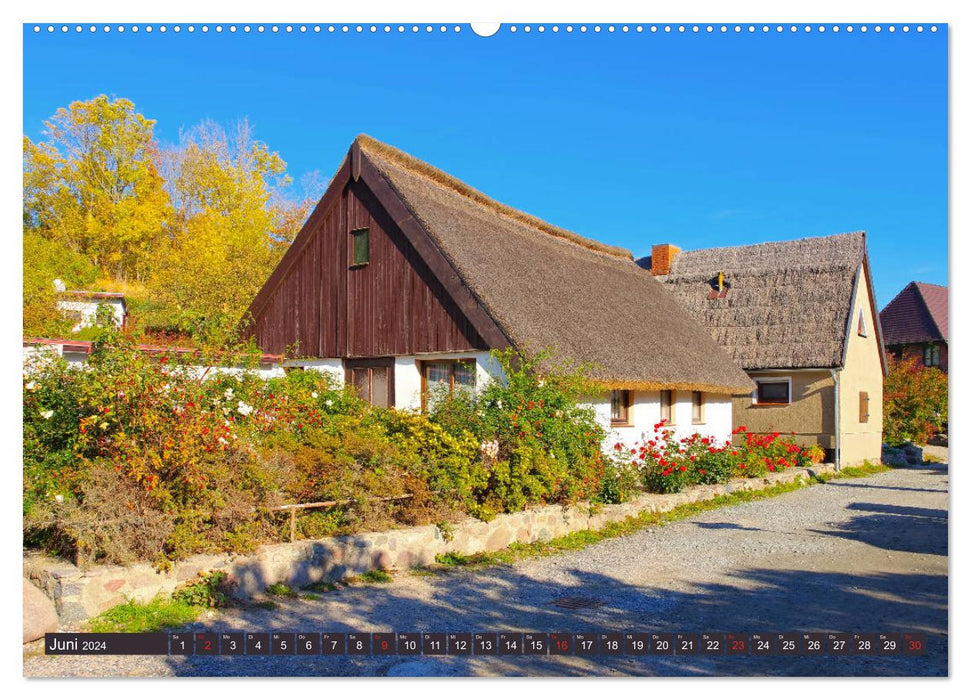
[269,493,421,542]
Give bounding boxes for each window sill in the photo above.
[349,262,369,269]
[753,401,790,407]
[610,421,633,428]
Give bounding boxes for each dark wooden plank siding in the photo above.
[250,180,488,358]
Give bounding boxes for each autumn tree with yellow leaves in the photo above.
[23,95,321,342]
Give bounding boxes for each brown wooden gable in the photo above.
[244,146,508,358]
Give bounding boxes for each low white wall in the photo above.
[393,351,502,411]
[23,345,287,380]
[588,390,734,451]
[56,298,126,333]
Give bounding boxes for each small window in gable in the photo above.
[857,309,868,337]
[351,228,370,266]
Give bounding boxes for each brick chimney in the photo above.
[651,243,681,276]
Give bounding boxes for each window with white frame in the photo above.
[754,378,791,405]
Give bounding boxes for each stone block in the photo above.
[24,579,59,643]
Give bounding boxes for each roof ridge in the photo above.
[666,260,857,280]
[354,134,634,261]
[676,230,866,258]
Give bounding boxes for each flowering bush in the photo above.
[427,349,607,516]
[883,356,948,446]
[735,426,812,476]
[23,333,479,564]
[606,422,818,495]
[24,332,829,565]
[24,336,608,563]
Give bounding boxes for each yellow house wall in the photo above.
[837,264,885,466]
[732,370,836,449]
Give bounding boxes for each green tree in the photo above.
[883,355,948,446]
[22,230,99,337]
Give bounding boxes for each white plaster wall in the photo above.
[588,390,734,452]
[56,298,126,332]
[180,364,287,381]
[22,344,288,381]
[284,358,345,386]
[394,351,503,411]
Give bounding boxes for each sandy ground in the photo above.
[25,462,948,677]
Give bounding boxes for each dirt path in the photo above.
[25,464,948,677]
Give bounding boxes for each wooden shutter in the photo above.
[859,391,870,423]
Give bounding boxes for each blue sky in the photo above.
[23,24,948,308]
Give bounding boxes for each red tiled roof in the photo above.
[879,282,948,345]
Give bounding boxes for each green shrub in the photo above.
[172,570,229,608]
[35,335,820,565]
[883,356,948,446]
[428,349,607,512]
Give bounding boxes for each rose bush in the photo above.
[607,422,817,495]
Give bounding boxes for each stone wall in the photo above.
[24,464,837,626]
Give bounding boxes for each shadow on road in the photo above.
[160,471,948,678]
[811,501,948,556]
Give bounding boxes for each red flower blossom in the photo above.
[679,465,687,472]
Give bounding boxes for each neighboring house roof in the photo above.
[879,281,948,345]
[654,232,880,371]
[248,135,754,394]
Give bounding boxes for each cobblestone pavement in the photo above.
[25,463,948,677]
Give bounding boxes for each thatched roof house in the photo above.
[645,232,887,466]
[244,135,752,445]
[644,232,881,370]
[247,135,752,395]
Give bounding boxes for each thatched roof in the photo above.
[654,232,868,370]
[356,135,754,394]
[880,281,948,345]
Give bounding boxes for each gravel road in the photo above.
[25,463,948,677]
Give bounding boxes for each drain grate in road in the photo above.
[551,596,604,610]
